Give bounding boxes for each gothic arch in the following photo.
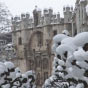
[28,30,43,52]
[35,55,41,68]
[43,58,49,69]
[37,73,40,85]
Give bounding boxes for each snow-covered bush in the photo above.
[0,61,36,88]
[43,32,88,88]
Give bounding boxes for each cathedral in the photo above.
[11,5,77,87]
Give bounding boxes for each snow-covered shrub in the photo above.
[62,29,70,36]
[0,61,36,88]
[43,32,88,88]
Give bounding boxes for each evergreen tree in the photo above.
[43,31,88,88]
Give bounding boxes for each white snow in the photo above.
[58,59,65,66]
[62,29,70,36]
[76,83,84,88]
[56,44,74,57]
[57,66,63,71]
[73,32,88,47]
[0,61,36,88]
[53,34,68,44]
[4,61,15,69]
[43,32,88,88]
[61,37,74,44]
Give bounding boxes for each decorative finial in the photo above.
[35,5,37,10]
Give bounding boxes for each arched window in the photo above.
[53,30,57,36]
[36,56,41,68]
[43,58,48,69]
[44,72,48,81]
[29,60,34,70]
[18,37,22,45]
[37,73,40,85]
[37,32,43,47]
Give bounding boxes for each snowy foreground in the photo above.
[43,31,88,88]
[0,61,36,88]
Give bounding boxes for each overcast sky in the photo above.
[1,0,76,17]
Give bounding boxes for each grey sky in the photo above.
[1,0,76,17]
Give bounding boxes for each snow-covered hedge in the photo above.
[43,31,88,88]
[0,61,36,88]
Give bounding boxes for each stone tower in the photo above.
[57,12,60,23]
[43,8,53,25]
[33,6,39,27]
[37,10,41,25]
[75,0,87,33]
[63,6,73,23]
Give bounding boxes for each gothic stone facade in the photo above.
[74,0,88,33]
[11,7,73,87]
